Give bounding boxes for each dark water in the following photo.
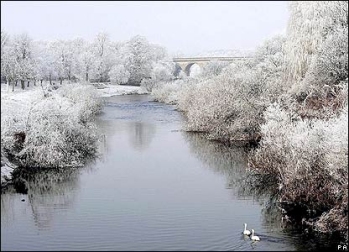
[1,95,344,251]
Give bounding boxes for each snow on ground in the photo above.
[91,83,149,97]
[1,82,149,99]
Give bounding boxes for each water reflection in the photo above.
[182,132,283,227]
[127,121,156,151]
[183,132,253,197]
[182,132,345,251]
[2,168,81,230]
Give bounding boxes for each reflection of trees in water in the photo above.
[183,132,250,195]
[183,132,282,226]
[1,192,19,228]
[96,119,156,157]
[183,132,343,248]
[9,167,81,230]
[127,121,156,151]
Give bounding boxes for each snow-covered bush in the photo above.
[181,63,266,141]
[1,84,101,169]
[109,64,130,85]
[249,103,348,233]
[175,35,286,143]
[18,96,98,168]
[57,83,103,123]
[151,79,185,104]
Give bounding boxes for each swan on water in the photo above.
[250,229,260,241]
[243,223,251,235]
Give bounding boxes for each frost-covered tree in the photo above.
[1,45,20,91]
[33,41,55,85]
[141,61,175,91]
[1,30,9,75]
[77,41,97,82]
[122,35,154,85]
[284,1,348,84]
[49,39,83,84]
[92,32,114,82]
[109,64,130,85]
[49,40,66,84]
[1,30,17,89]
[201,60,230,78]
[12,33,36,89]
[150,61,175,82]
[300,26,348,95]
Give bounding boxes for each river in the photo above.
[1,95,340,251]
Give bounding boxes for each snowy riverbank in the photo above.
[1,82,148,188]
[91,83,149,97]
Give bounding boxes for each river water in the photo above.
[1,95,341,251]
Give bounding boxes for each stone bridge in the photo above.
[173,56,251,76]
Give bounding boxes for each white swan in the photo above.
[243,223,251,235]
[250,229,260,241]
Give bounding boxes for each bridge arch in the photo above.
[174,62,206,77]
[173,56,251,76]
[185,63,202,77]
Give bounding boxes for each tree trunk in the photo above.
[7,80,10,92]
[12,81,15,92]
[40,79,43,85]
[49,74,52,85]
[34,79,36,86]
[21,80,25,90]
[60,78,63,85]
[15,80,18,86]
[27,81,30,87]
[86,72,89,82]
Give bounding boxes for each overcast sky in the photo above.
[1,1,289,55]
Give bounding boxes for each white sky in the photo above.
[1,1,289,55]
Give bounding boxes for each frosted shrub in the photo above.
[57,83,103,123]
[249,103,348,233]
[1,100,28,156]
[151,79,184,104]
[151,35,286,144]
[177,63,259,142]
[17,96,98,168]
[176,78,202,112]
[176,35,286,143]
[1,84,101,169]
[287,79,348,120]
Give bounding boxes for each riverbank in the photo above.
[151,73,348,239]
[150,9,348,238]
[1,83,147,188]
[91,83,149,97]
[2,94,319,251]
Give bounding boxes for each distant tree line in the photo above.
[0,32,176,90]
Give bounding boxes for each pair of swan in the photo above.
[243,223,260,241]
